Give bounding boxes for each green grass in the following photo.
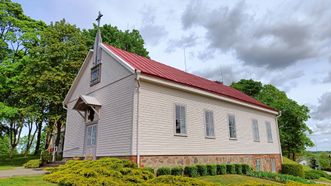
[0,175,55,186]
[200,174,283,185]
[0,154,39,167]
[0,166,15,170]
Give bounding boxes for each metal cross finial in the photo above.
[96,11,103,27]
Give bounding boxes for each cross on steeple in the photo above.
[96,11,103,28]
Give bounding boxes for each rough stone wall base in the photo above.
[64,154,282,172]
[140,154,282,172]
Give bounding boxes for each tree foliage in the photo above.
[0,0,149,158]
[231,79,314,160]
[83,24,149,57]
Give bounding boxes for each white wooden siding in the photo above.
[137,81,281,155]
[63,49,135,157]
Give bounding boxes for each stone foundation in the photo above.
[140,154,282,172]
[65,153,282,172]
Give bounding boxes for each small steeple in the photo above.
[94,11,103,65]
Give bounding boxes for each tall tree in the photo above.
[231,80,313,160]
[0,0,45,157]
[83,24,149,57]
[22,19,88,154]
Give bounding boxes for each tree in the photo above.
[0,0,45,157]
[0,135,10,155]
[231,80,313,160]
[83,24,149,57]
[231,79,262,97]
[318,152,330,169]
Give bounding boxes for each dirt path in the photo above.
[0,167,46,178]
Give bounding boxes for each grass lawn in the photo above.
[200,174,283,185]
[0,175,55,186]
[0,166,16,170]
[0,154,40,171]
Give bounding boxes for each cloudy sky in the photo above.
[15,0,331,151]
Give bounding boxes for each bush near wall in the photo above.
[282,163,305,178]
[171,167,183,176]
[207,165,217,176]
[196,165,208,176]
[184,166,198,177]
[156,167,171,176]
[226,164,236,174]
[242,164,252,175]
[217,164,227,175]
[24,159,41,168]
[235,164,243,174]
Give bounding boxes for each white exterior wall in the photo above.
[63,48,135,157]
[137,81,281,156]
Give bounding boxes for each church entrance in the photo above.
[85,124,97,159]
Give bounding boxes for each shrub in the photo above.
[147,175,217,186]
[171,167,183,176]
[249,171,314,184]
[207,164,217,176]
[144,167,155,174]
[43,157,157,185]
[196,165,208,176]
[184,166,198,177]
[24,159,41,168]
[235,164,243,174]
[282,163,304,178]
[41,150,52,163]
[226,164,236,174]
[304,170,329,180]
[242,164,251,175]
[217,164,227,175]
[156,167,171,176]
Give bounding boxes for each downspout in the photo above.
[135,70,141,167]
[276,111,283,163]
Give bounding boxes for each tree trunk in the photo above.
[34,119,43,155]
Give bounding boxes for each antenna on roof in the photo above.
[184,47,187,72]
[219,63,224,84]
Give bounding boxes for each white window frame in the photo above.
[228,114,237,140]
[252,119,260,142]
[266,121,273,143]
[174,104,187,136]
[204,110,215,138]
[86,124,97,147]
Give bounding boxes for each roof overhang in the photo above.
[73,95,101,111]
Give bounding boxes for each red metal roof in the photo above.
[103,43,275,112]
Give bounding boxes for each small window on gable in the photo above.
[252,119,260,142]
[175,104,186,135]
[90,63,101,86]
[228,114,237,139]
[205,110,215,138]
[266,122,273,143]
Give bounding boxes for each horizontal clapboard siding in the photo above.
[63,48,135,157]
[137,81,281,155]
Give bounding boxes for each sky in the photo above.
[15,0,331,151]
